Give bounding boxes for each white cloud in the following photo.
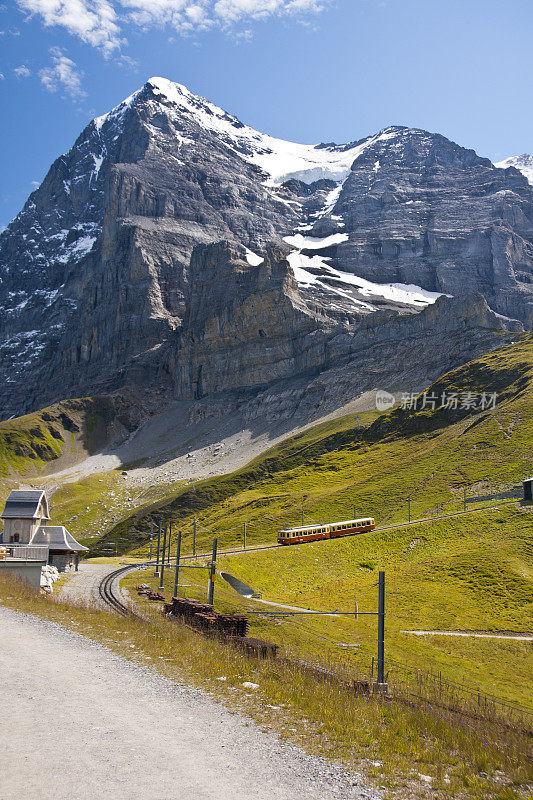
[14,64,31,77]
[17,0,123,56]
[17,0,330,52]
[39,47,87,99]
[0,72,4,79]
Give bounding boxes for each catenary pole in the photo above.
[159,524,168,591]
[207,537,218,606]
[173,531,182,598]
[377,571,385,685]
[154,520,162,577]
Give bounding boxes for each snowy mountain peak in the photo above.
[495,154,533,185]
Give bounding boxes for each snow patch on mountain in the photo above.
[495,154,533,186]
[146,76,398,188]
[93,88,141,133]
[287,250,449,313]
[284,233,349,249]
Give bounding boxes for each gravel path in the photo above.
[0,607,379,800]
[59,563,121,609]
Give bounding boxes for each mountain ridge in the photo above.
[0,77,531,420]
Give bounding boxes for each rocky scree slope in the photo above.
[0,77,531,420]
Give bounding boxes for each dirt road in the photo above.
[0,607,378,800]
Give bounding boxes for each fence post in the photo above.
[154,520,162,577]
[159,524,168,591]
[173,531,182,598]
[193,517,196,557]
[244,522,247,550]
[207,537,218,606]
[377,571,385,685]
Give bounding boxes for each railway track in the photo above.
[98,498,517,614]
[98,564,144,615]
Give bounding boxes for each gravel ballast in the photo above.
[0,606,379,800]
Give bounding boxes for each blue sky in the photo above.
[1,0,532,230]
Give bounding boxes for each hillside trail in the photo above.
[0,606,379,800]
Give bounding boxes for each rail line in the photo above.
[98,563,147,615]
[98,498,518,606]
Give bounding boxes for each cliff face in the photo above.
[0,78,530,419]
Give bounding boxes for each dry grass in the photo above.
[1,572,531,800]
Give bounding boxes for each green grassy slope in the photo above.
[97,335,533,556]
[0,393,150,541]
[95,335,532,707]
[0,394,145,479]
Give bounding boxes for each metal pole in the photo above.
[173,531,182,598]
[149,519,153,560]
[159,524,168,591]
[207,537,218,606]
[377,571,385,684]
[243,522,247,550]
[167,523,172,565]
[408,497,411,522]
[154,520,162,577]
[464,486,467,512]
[302,511,305,526]
[193,517,196,557]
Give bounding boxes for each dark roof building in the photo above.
[1,490,50,521]
[0,490,87,572]
[32,526,88,553]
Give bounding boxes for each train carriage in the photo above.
[278,517,375,545]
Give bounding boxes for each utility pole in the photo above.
[193,517,196,557]
[167,523,172,565]
[243,522,247,550]
[302,511,305,526]
[408,497,411,523]
[154,520,162,577]
[159,524,168,591]
[149,518,154,560]
[207,537,218,606]
[377,571,385,687]
[464,486,467,512]
[173,531,182,598]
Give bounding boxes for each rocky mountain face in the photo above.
[495,154,533,187]
[0,77,531,420]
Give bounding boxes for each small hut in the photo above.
[0,490,87,571]
[30,526,87,571]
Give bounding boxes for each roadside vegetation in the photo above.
[0,572,530,800]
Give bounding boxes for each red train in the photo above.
[277,517,375,545]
